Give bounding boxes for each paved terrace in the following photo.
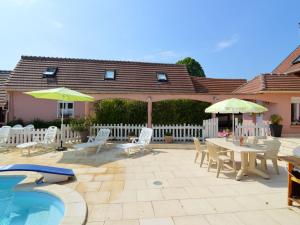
[1,140,300,225]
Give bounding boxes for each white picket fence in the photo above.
[6,118,219,145]
[7,125,81,146]
[234,121,270,138]
[90,118,218,142]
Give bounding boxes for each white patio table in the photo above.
[206,138,270,181]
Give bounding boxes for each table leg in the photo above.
[248,152,270,179]
[288,162,293,206]
[236,152,248,180]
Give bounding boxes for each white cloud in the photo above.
[10,0,38,6]
[51,21,63,29]
[214,34,239,52]
[143,50,182,62]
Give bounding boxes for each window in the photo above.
[43,67,58,78]
[291,97,300,125]
[292,55,300,65]
[57,101,74,118]
[156,72,168,82]
[104,70,116,80]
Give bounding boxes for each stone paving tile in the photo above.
[89,204,123,222]
[173,215,210,225]
[180,199,215,215]
[109,190,137,203]
[184,187,213,198]
[137,189,164,201]
[100,181,125,192]
[265,208,300,225]
[124,180,147,190]
[205,213,244,225]
[140,217,174,225]
[76,182,102,193]
[235,211,280,225]
[161,188,189,200]
[123,202,154,219]
[84,191,111,204]
[208,197,246,213]
[86,222,105,225]
[104,219,139,225]
[152,200,186,217]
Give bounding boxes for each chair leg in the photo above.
[194,152,199,163]
[200,152,206,167]
[207,159,213,172]
[272,159,280,175]
[216,160,223,178]
[260,159,267,171]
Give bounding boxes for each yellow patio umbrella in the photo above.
[205,98,268,135]
[25,87,94,150]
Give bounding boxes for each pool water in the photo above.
[0,176,64,225]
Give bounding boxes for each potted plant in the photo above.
[164,131,173,143]
[270,114,283,137]
[70,117,91,142]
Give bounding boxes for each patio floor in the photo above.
[1,144,300,225]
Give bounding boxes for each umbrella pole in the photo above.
[61,101,64,148]
[232,113,234,138]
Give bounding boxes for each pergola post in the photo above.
[147,97,152,128]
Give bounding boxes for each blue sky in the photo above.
[0,0,299,80]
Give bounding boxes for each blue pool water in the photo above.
[0,176,64,225]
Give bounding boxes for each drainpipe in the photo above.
[147,97,152,128]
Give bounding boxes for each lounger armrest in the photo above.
[131,138,139,143]
[87,136,95,142]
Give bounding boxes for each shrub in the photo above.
[7,119,24,127]
[270,114,283,125]
[69,117,92,132]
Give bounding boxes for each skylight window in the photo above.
[43,67,58,78]
[104,70,116,80]
[292,55,300,64]
[157,72,168,82]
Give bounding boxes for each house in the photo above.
[0,70,10,125]
[3,45,300,136]
[4,55,246,126]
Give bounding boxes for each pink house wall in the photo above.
[9,92,85,122]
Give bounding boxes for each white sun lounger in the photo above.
[73,128,110,155]
[117,128,153,155]
[0,126,11,151]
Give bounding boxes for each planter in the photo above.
[165,136,173,143]
[270,124,283,137]
[79,130,89,142]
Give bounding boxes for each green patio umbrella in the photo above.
[205,98,268,135]
[25,87,94,150]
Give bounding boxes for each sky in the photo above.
[0,0,299,80]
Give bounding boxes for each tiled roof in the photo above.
[191,77,247,94]
[5,56,196,94]
[0,70,10,107]
[272,45,300,74]
[234,73,300,93]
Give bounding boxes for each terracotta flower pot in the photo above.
[80,130,89,143]
[165,136,173,143]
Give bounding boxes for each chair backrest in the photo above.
[95,129,111,142]
[0,127,11,143]
[193,137,203,153]
[246,136,258,145]
[206,142,220,161]
[25,124,34,130]
[12,124,23,128]
[264,138,281,158]
[42,126,58,144]
[137,128,153,145]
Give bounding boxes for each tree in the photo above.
[176,57,205,77]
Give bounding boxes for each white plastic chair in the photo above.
[12,124,23,129]
[73,128,111,154]
[24,124,34,130]
[207,142,236,178]
[117,128,153,155]
[193,137,208,167]
[0,127,11,150]
[33,126,58,150]
[256,138,281,174]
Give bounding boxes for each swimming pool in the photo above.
[0,176,64,225]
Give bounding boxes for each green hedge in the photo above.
[94,99,211,125]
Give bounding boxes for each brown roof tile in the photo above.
[234,73,300,93]
[6,56,196,94]
[0,70,10,107]
[191,77,247,94]
[272,45,300,74]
